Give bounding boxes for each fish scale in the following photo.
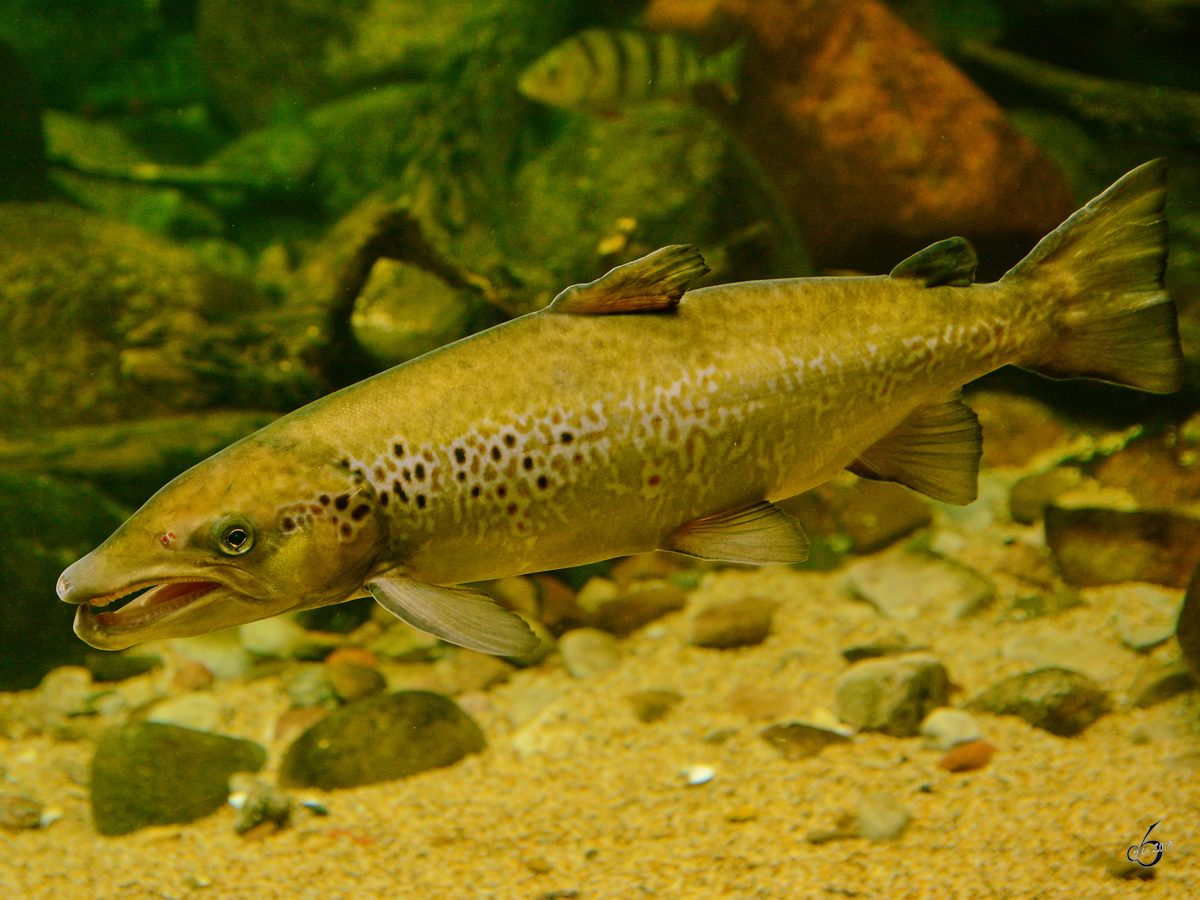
[58,162,1182,657]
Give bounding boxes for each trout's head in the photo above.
[57,436,387,650]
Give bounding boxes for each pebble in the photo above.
[1044,506,1200,587]
[1128,659,1196,708]
[37,666,94,718]
[854,791,911,842]
[228,775,293,837]
[919,708,982,750]
[842,635,922,663]
[726,684,793,720]
[682,764,715,785]
[1001,630,1123,684]
[938,740,996,772]
[574,577,620,613]
[0,793,43,831]
[760,722,852,759]
[145,693,222,732]
[966,667,1110,736]
[626,689,683,723]
[844,549,994,621]
[590,583,687,637]
[172,660,216,691]
[835,654,949,737]
[90,721,266,835]
[1008,467,1083,524]
[838,479,933,553]
[1109,583,1183,651]
[325,661,387,703]
[323,646,380,669]
[278,691,485,790]
[85,652,160,683]
[558,628,622,679]
[688,596,777,648]
[282,663,338,708]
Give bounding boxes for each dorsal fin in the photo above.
[889,237,978,287]
[847,390,982,505]
[549,244,709,315]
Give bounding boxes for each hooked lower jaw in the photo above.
[70,579,223,650]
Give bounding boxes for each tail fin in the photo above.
[1001,159,1182,394]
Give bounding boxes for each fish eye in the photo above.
[213,517,255,556]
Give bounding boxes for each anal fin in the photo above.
[664,500,809,564]
[847,390,981,505]
[367,574,539,657]
[549,244,709,314]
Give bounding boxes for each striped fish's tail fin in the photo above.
[702,38,744,103]
[1001,159,1183,394]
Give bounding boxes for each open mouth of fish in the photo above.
[71,578,223,634]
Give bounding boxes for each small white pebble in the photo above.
[643,624,669,639]
[227,791,248,810]
[39,806,63,828]
[682,764,715,785]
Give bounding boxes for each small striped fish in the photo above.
[518,29,742,111]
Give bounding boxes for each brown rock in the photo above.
[760,722,851,759]
[643,0,1074,274]
[627,689,684,723]
[689,596,777,648]
[839,480,932,553]
[1009,467,1083,524]
[938,740,996,772]
[591,584,687,637]
[1044,507,1200,588]
[325,662,387,703]
[969,393,1073,469]
[1094,432,1200,510]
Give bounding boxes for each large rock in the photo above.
[1045,507,1200,588]
[966,667,1109,736]
[834,654,949,737]
[197,0,573,130]
[643,0,1075,275]
[279,691,486,790]
[0,204,315,429]
[0,473,126,690]
[91,721,266,835]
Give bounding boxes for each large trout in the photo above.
[58,161,1182,655]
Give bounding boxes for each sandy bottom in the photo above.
[3,553,1199,899]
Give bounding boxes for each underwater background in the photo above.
[1,0,1199,896]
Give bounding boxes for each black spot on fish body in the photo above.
[415,463,425,480]
[497,485,507,498]
[561,432,574,444]
[394,443,404,457]
[504,434,516,448]
[282,517,295,532]
[319,495,330,505]
[454,447,466,464]
[523,456,534,470]
[380,492,389,506]
[351,504,370,521]
[340,523,352,536]
[491,446,502,461]
[416,495,426,509]
[335,495,350,511]
[403,469,412,482]
[506,502,518,515]
[471,486,481,497]
[537,475,549,490]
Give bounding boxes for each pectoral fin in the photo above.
[847,390,982,505]
[889,237,978,287]
[549,244,709,315]
[664,500,809,564]
[367,574,539,656]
